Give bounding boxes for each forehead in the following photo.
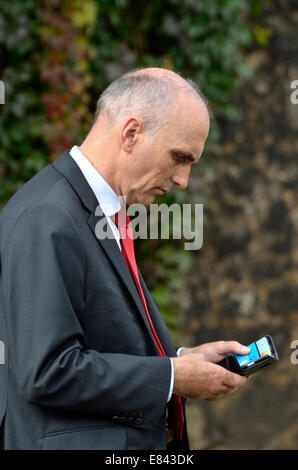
[162,98,210,160]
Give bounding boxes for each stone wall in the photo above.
[179,1,298,449]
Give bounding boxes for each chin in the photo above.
[128,195,155,206]
[143,194,157,205]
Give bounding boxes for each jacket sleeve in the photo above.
[2,201,171,430]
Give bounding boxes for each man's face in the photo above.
[123,96,210,206]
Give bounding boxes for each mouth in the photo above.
[156,187,168,195]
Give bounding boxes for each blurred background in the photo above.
[1,0,298,449]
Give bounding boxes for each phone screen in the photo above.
[235,336,272,367]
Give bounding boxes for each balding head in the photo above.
[92,67,209,136]
[80,67,210,206]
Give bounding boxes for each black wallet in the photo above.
[217,335,279,376]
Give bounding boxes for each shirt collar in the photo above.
[69,145,121,217]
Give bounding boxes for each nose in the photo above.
[171,167,191,190]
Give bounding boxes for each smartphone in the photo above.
[218,335,279,376]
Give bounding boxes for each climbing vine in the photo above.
[0,0,265,336]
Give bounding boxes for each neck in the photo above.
[79,137,121,196]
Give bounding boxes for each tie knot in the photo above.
[113,207,130,229]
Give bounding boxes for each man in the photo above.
[0,68,249,450]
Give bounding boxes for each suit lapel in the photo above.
[87,207,162,349]
[138,270,176,357]
[52,149,166,352]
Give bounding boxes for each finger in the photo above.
[222,371,248,389]
[221,340,250,356]
[206,384,236,401]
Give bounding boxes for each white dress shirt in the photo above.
[70,145,122,250]
[69,145,184,403]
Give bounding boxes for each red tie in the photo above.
[114,208,184,440]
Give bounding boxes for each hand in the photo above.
[180,340,250,364]
[172,353,249,400]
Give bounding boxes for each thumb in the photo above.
[232,341,250,355]
[222,341,250,356]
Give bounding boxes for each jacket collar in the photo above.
[53,148,99,214]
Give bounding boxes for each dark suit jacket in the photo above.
[0,149,188,450]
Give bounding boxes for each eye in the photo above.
[174,153,187,163]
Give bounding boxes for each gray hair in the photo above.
[92,69,209,135]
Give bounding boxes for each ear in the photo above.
[120,117,143,152]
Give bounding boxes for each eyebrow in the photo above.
[170,149,198,163]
